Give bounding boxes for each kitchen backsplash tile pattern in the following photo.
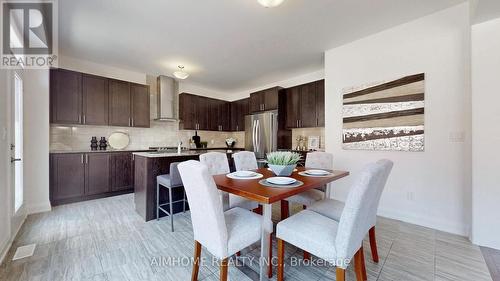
[291,127,325,150]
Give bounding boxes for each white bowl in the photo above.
[305,169,329,176]
[233,171,257,178]
[266,177,297,185]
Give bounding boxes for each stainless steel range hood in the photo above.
[155,75,178,121]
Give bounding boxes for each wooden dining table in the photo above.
[213,167,349,281]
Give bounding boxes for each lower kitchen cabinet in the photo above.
[50,152,135,206]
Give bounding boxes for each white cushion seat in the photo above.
[230,195,259,210]
[225,207,262,256]
[286,189,325,206]
[309,198,345,221]
[277,210,339,262]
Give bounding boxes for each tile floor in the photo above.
[0,194,493,281]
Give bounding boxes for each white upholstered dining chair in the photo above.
[309,159,393,263]
[233,151,258,171]
[199,152,259,211]
[276,162,387,281]
[178,160,262,281]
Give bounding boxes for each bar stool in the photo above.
[156,162,187,232]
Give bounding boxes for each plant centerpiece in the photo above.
[266,151,301,176]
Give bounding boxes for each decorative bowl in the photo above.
[268,164,297,176]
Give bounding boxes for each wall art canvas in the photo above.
[342,73,425,151]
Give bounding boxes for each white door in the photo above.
[10,70,24,214]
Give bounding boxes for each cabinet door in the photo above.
[220,102,231,131]
[131,83,150,128]
[249,91,263,113]
[50,69,82,124]
[179,93,197,130]
[286,87,301,128]
[316,80,325,127]
[207,99,219,131]
[300,82,318,128]
[51,154,85,201]
[109,80,131,126]
[230,101,238,131]
[263,88,279,111]
[238,98,249,131]
[85,153,111,195]
[111,153,133,191]
[82,74,108,126]
[196,96,210,130]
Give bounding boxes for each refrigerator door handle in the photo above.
[256,120,260,153]
[253,120,257,152]
[270,114,274,151]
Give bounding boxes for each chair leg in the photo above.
[360,246,367,281]
[156,183,160,221]
[183,188,187,213]
[280,200,290,220]
[254,205,263,215]
[336,268,345,281]
[303,250,311,260]
[268,234,273,278]
[369,226,379,263]
[220,258,228,281]
[354,248,364,281]
[169,187,174,232]
[303,204,307,210]
[235,251,241,256]
[191,241,202,281]
[277,238,285,281]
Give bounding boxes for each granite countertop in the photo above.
[133,148,245,158]
[50,149,154,154]
[50,147,246,155]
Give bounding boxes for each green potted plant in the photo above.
[266,151,301,176]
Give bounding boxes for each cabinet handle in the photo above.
[83,115,86,124]
[132,154,135,161]
[299,120,301,128]
[85,154,88,164]
[263,104,265,111]
[129,118,131,126]
[131,118,134,127]
[81,154,84,164]
[236,125,239,131]
[79,115,82,124]
[296,120,298,128]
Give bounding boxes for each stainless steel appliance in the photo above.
[245,110,278,160]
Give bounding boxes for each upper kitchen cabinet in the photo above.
[249,87,282,113]
[179,93,209,130]
[50,69,83,124]
[285,79,325,128]
[231,98,249,131]
[82,74,108,126]
[131,83,150,128]
[50,68,150,128]
[108,79,131,127]
[209,99,231,131]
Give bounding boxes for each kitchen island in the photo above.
[133,149,243,221]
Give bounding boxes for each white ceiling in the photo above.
[59,0,481,94]
[474,0,500,23]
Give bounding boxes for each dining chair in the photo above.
[276,162,386,281]
[233,151,258,171]
[308,159,393,263]
[281,152,334,219]
[178,160,262,281]
[199,152,259,211]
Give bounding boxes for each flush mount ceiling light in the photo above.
[173,65,189,80]
[258,0,285,8]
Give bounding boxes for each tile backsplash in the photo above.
[291,127,325,151]
[50,122,245,151]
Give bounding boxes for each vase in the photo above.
[268,164,297,177]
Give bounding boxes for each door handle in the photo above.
[10,157,21,163]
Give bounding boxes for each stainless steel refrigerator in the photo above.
[245,110,278,160]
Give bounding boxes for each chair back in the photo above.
[199,152,230,175]
[368,159,393,227]
[233,151,258,171]
[178,160,228,258]
[335,162,385,266]
[169,162,183,187]
[305,152,333,170]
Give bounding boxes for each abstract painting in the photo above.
[342,73,425,151]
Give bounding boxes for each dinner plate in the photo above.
[266,177,297,185]
[305,169,330,176]
[233,171,257,178]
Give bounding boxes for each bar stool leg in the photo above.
[183,188,186,213]
[156,183,160,221]
[169,187,174,232]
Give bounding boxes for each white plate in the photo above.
[266,177,297,185]
[305,169,330,176]
[108,132,130,150]
[233,171,257,178]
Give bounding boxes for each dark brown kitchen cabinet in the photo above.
[231,98,249,131]
[249,87,281,113]
[209,99,231,131]
[82,74,108,125]
[50,153,85,202]
[285,80,325,128]
[111,152,134,191]
[131,83,150,128]
[85,153,111,195]
[179,93,221,131]
[108,79,131,126]
[50,69,82,124]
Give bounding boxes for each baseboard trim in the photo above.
[377,207,469,236]
[0,215,26,265]
[27,201,51,214]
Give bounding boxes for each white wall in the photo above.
[0,69,11,262]
[471,18,500,250]
[325,3,472,235]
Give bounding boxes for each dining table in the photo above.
[213,166,350,281]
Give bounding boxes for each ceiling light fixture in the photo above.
[173,65,189,80]
[258,0,284,8]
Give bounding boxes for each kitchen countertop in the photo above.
[133,149,243,158]
[50,147,246,155]
[50,149,154,154]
